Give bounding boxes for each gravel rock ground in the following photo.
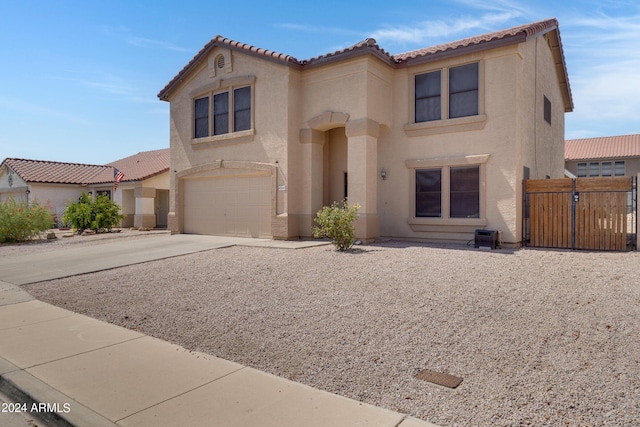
[17,237,640,427]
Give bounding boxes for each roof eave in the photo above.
[394,34,526,68]
[158,38,300,101]
[301,46,395,70]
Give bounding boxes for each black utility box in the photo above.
[474,229,499,249]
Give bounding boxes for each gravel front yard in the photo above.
[19,236,640,426]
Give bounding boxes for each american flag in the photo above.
[113,168,125,191]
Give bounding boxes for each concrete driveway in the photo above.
[0,233,328,286]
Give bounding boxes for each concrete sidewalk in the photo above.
[0,234,439,427]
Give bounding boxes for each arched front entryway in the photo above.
[299,112,380,241]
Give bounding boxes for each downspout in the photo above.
[534,37,538,178]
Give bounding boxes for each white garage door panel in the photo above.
[183,175,271,237]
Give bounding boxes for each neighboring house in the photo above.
[107,149,171,228]
[565,134,640,179]
[158,18,573,246]
[0,149,170,229]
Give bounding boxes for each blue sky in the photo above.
[1,0,638,164]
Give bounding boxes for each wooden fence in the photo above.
[524,177,636,251]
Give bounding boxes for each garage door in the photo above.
[183,175,271,237]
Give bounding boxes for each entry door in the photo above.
[156,190,169,228]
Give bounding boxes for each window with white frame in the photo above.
[576,161,625,177]
[577,162,587,177]
[414,62,479,124]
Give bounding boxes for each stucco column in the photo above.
[299,128,325,237]
[134,186,157,229]
[345,118,380,242]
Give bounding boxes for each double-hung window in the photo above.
[407,155,488,230]
[415,71,441,122]
[415,169,442,217]
[193,81,253,140]
[414,62,479,124]
[449,166,480,218]
[415,166,480,219]
[194,97,209,138]
[448,63,479,119]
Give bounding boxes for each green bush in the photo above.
[62,193,124,233]
[313,200,360,251]
[0,198,54,243]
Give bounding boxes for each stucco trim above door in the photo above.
[308,111,350,131]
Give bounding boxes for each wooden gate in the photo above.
[524,177,636,251]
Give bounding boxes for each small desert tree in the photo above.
[313,200,360,251]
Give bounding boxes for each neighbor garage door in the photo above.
[183,175,271,237]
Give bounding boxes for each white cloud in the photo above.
[562,11,640,135]
[369,0,531,47]
[126,36,191,53]
[100,25,190,52]
[371,12,521,46]
[0,97,93,126]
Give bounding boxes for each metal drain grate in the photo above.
[415,369,463,388]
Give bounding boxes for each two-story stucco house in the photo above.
[158,18,572,246]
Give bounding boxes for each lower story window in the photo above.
[415,169,441,217]
[407,154,488,228]
[415,165,480,219]
[450,166,480,218]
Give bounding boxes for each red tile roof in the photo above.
[158,18,572,112]
[2,149,169,185]
[393,19,559,61]
[565,134,640,160]
[2,158,109,184]
[107,148,170,182]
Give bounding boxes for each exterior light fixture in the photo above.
[380,168,387,180]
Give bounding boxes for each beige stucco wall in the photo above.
[167,47,295,236]
[166,32,569,245]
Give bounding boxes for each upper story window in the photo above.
[414,62,479,124]
[194,97,209,138]
[192,77,254,141]
[448,63,479,119]
[543,96,552,124]
[415,71,441,122]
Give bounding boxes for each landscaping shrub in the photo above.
[62,193,124,233]
[0,198,54,243]
[313,200,360,251]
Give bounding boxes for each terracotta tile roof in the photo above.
[158,18,572,111]
[393,19,559,61]
[158,35,299,101]
[2,149,170,185]
[301,38,393,67]
[2,158,109,184]
[105,148,170,182]
[565,134,640,160]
